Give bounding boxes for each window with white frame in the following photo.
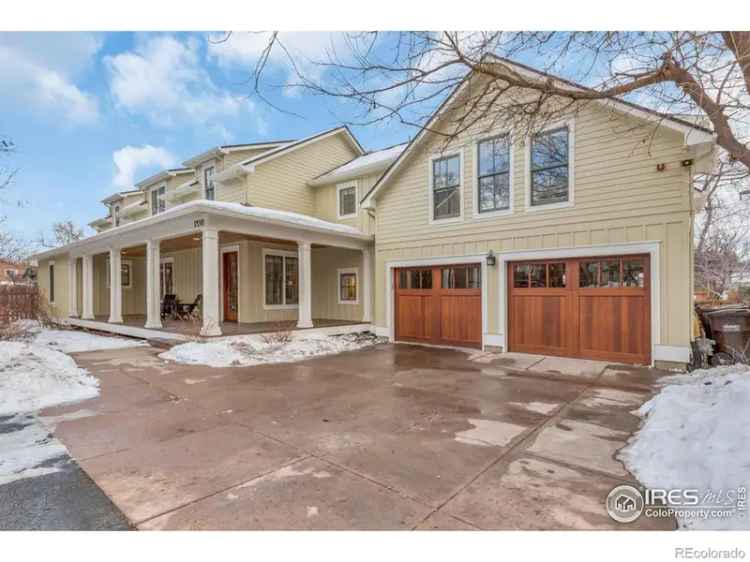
[105,258,133,289]
[48,263,55,303]
[337,184,357,218]
[338,268,358,304]
[477,135,511,213]
[529,126,571,207]
[151,186,166,215]
[264,251,299,307]
[431,154,461,220]
[204,166,215,201]
[113,204,121,226]
[160,259,174,298]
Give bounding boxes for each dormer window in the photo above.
[151,186,166,215]
[204,166,215,201]
[113,205,121,226]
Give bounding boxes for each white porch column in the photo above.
[108,248,123,324]
[200,229,222,336]
[296,241,313,329]
[81,254,95,320]
[144,240,162,329]
[67,256,79,318]
[361,246,373,323]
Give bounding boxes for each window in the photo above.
[477,135,511,214]
[338,268,358,304]
[579,258,645,288]
[160,260,174,298]
[337,184,357,218]
[105,258,133,289]
[48,263,55,303]
[113,205,121,227]
[431,153,462,221]
[264,251,298,307]
[513,262,567,288]
[204,166,215,201]
[398,268,432,290]
[529,126,571,207]
[151,186,166,215]
[441,265,481,289]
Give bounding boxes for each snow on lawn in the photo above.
[28,323,146,354]
[619,365,750,530]
[160,332,383,367]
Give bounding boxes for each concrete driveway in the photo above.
[41,343,674,530]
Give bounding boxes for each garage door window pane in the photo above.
[580,262,598,288]
[623,259,645,287]
[400,269,432,289]
[513,264,530,288]
[548,263,566,287]
[441,265,480,289]
[529,264,546,288]
[599,260,620,287]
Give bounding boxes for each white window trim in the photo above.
[472,131,514,220]
[428,149,464,225]
[105,258,133,290]
[48,261,56,304]
[336,182,358,219]
[219,244,241,322]
[337,267,359,305]
[203,163,216,201]
[159,257,174,297]
[262,248,299,310]
[150,184,167,216]
[524,118,575,212]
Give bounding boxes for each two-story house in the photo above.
[33,59,715,368]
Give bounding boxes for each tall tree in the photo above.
[36,220,85,249]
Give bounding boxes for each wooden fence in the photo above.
[0,285,40,324]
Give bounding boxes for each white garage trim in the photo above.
[497,241,664,365]
[384,254,488,347]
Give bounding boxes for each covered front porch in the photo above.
[62,201,374,338]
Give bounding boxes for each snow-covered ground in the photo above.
[0,323,146,485]
[620,365,750,530]
[160,332,383,367]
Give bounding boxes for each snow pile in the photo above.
[0,415,69,486]
[32,328,145,354]
[0,342,100,416]
[160,332,382,368]
[620,365,750,530]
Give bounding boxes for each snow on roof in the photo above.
[203,201,364,236]
[310,143,407,186]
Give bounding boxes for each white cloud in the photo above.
[105,34,251,126]
[112,145,177,189]
[0,33,100,124]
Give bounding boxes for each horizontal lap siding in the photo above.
[313,172,379,234]
[373,102,694,349]
[311,247,364,321]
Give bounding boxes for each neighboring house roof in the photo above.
[135,168,194,190]
[308,143,408,186]
[182,140,295,168]
[88,216,112,228]
[214,126,366,184]
[361,55,716,207]
[34,200,371,261]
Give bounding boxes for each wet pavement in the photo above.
[36,344,674,530]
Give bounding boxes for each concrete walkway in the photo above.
[41,344,674,530]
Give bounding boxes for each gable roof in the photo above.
[135,168,193,190]
[308,142,407,186]
[182,140,294,168]
[100,189,142,205]
[361,56,715,207]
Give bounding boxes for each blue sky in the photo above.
[0,32,414,239]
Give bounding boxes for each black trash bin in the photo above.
[703,306,750,365]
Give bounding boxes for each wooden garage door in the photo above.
[395,264,482,348]
[508,255,650,364]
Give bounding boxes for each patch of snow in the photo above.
[509,401,559,415]
[32,328,146,354]
[0,415,69,485]
[313,143,406,183]
[160,332,383,368]
[306,506,319,518]
[0,342,100,416]
[619,365,750,530]
[455,418,528,448]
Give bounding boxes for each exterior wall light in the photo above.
[486,250,496,267]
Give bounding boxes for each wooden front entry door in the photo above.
[508,255,651,364]
[222,251,239,322]
[394,264,482,349]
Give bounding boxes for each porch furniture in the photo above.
[176,294,202,320]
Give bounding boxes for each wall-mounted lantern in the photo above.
[486,250,496,267]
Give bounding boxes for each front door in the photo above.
[222,251,239,322]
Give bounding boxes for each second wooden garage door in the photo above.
[508,255,651,364]
[395,264,482,349]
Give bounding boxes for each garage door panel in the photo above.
[510,294,569,355]
[579,294,649,362]
[440,295,481,345]
[396,294,432,341]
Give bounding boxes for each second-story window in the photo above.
[477,135,511,213]
[113,205,121,226]
[338,184,357,218]
[204,166,215,201]
[530,126,570,207]
[151,186,166,215]
[431,154,461,221]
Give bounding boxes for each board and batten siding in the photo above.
[37,256,70,318]
[373,101,695,353]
